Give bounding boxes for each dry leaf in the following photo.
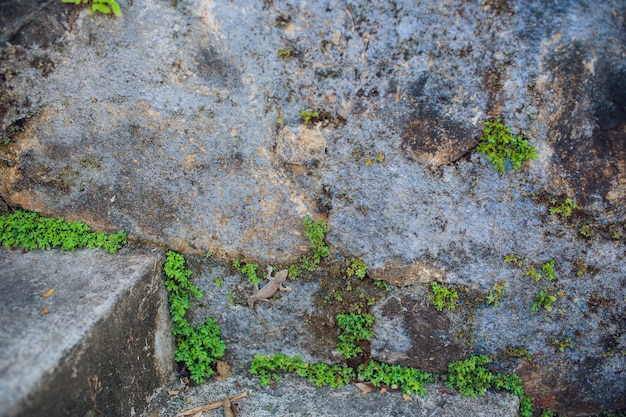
[192,412,202,417]
[168,390,180,395]
[402,394,412,401]
[355,382,375,394]
[42,307,49,314]
[42,288,55,297]
[379,387,387,394]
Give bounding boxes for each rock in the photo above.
[0,248,172,417]
[368,258,445,286]
[0,0,625,413]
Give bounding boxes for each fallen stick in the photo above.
[175,392,247,417]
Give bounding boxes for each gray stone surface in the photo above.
[0,248,172,417]
[1,0,625,414]
[148,374,519,417]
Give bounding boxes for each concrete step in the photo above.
[0,247,173,417]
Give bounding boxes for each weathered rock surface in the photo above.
[0,248,172,417]
[1,0,625,414]
[148,374,520,417]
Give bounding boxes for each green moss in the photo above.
[476,119,538,172]
[526,267,542,281]
[579,225,594,238]
[374,280,392,291]
[300,109,320,125]
[505,347,532,362]
[429,281,459,311]
[548,337,574,352]
[346,257,368,279]
[504,253,523,267]
[336,312,374,359]
[250,354,354,388]
[531,290,556,312]
[357,360,434,396]
[164,251,226,384]
[0,209,126,253]
[486,281,507,307]
[542,259,557,281]
[302,216,331,270]
[232,259,260,285]
[549,198,577,218]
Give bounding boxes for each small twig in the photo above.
[222,397,235,417]
[175,392,247,417]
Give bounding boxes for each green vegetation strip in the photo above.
[0,209,126,253]
[164,251,225,384]
[250,354,531,415]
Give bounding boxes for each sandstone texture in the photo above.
[1,0,625,415]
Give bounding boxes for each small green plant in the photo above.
[374,280,392,291]
[164,251,226,384]
[541,409,555,417]
[549,198,577,217]
[526,268,543,281]
[447,355,526,396]
[476,119,538,172]
[548,337,574,352]
[346,257,368,279]
[277,48,292,57]
[579,225,594,238]
[446,355,495,397]
[446,355,533,416]
[531,290,556,312]
[504,253,523,267]
[250,354,354,388]
[215,279,223,287]
[357,360,434,396]
[486,282,507,307]
[429,282,458,311]
[365,153,385,166]
[519,395,534,417]
[61,0,122,16]
[542,259,557,281]
[300,109,320,125]
[0,209,126,253]
[232,259,260,285]
[287,263,302,280]
[301,216,331,270]
[505,347,532,361]
[336,312,374,359]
